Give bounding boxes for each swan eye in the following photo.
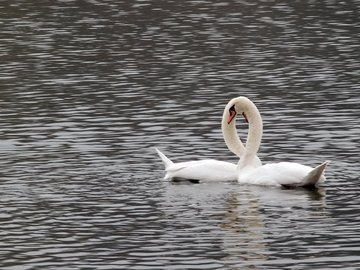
[229,104,236,113]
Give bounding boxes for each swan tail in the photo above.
[300,160,330,187]
[155,147,174,169]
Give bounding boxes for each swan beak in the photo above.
[228,110,237,124]
[242,112,249,123]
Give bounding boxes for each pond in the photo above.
[0,1,359,269]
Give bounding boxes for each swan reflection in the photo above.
[220,185,327,265]
[162,182,327,266]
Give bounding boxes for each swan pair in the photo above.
[156,96,329,188]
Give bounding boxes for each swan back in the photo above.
[239,161,329,187]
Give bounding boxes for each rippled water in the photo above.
[0,0,359,269]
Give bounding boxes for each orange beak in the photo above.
[227,110,237,124]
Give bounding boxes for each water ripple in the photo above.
[0,0,359,269]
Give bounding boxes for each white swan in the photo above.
[155,98,262,182]
[155,148,238,181]
[225,96,329,188]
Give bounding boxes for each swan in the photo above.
[155,148,238,181]
[155,98,262,182]
[225,96,329,188]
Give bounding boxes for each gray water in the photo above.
[0,1,359,269]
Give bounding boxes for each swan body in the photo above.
[238,161,329,187]
[225,96,329,187]
[155,148,237,181]
[155,97,262,182]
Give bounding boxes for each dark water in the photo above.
[0,1,359,269]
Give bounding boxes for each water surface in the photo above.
[0,0,359,269]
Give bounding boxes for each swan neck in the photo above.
[222,106,245,158]
[241,102,263,168]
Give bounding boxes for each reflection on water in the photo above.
[0,0,359,269]
[220,188,269,264]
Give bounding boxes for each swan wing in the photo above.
[238,162,307,186]
[155,148,237,181]
[284,161,330,188]
[239,161,329,187]
[166,159,237,182]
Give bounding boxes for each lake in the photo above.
[0,0,359,269]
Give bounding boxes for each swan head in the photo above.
[228,104,249,124]
[225,96,253,125]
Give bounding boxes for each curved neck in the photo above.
[239,101,263,169]
[222,107,245,158]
